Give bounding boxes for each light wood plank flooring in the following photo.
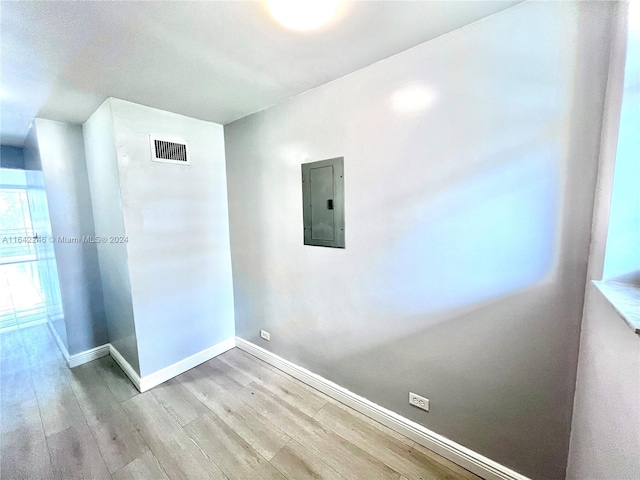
[0,324,481,479]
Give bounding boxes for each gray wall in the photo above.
[567,4,640,477]
[23,128,41,171]
[224,2,614,478]
[34,119,108,355]
[0,145,25,169]
[83,100,140,372]
[109,98,235,377]
[567,287,640,478]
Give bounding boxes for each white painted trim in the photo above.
[45,316,109,368]
[109,338,235,393]
[109,344,142,391]
[138,337,236,392]
[0,323,20,334]
[68,344,110,368]
[235,337,530,480]
[46,317,70,362]
[0,317,49,334]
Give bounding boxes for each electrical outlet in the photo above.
[409,392,429,412]
[260,330,270,341]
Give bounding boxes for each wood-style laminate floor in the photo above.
[0,324,481,480]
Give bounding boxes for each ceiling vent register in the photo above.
[149,135,191,165]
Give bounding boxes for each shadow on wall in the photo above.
[314,148,573,476]
[225,3,611,479]
[331,281,572,476]
[314,8,605,475]
[371,147,558,319]
[269,138,564,361]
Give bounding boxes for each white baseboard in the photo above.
[45,316,110,368]
[46,317,70,363]
[109,344,142,391]
[138,338,236,392]
[235,337,530,480]
[110,337,236,393]
[68,344,110,368]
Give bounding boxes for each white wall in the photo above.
[84,100,140,372]
[33,119,108,354]
[224,2,614,478]
[567,3,640,477]
[109,98,235,377]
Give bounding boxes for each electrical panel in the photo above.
[301,157,345,248]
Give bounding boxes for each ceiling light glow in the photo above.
[268,0,339,31]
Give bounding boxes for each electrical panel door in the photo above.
[301,157,345,248]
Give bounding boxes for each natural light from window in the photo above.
[602,1,640,284]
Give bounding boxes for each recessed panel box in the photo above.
[302,157,345,248]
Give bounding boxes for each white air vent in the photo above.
[149,135,191,165]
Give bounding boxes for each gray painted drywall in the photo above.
[109,98,235,377]
[23,126,67,347]
[83,99,140,373]
[224,2,614,478]
[23,128,41,171]
[0,146,25,169]
[567,4,640,477]
[567,287,640,478]
[33,119,108,355]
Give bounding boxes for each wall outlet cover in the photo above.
[260,330,270,341]
[409,392,429,412]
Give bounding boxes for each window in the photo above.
[594,2,640,335]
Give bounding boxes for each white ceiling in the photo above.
[0,1,520,147]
